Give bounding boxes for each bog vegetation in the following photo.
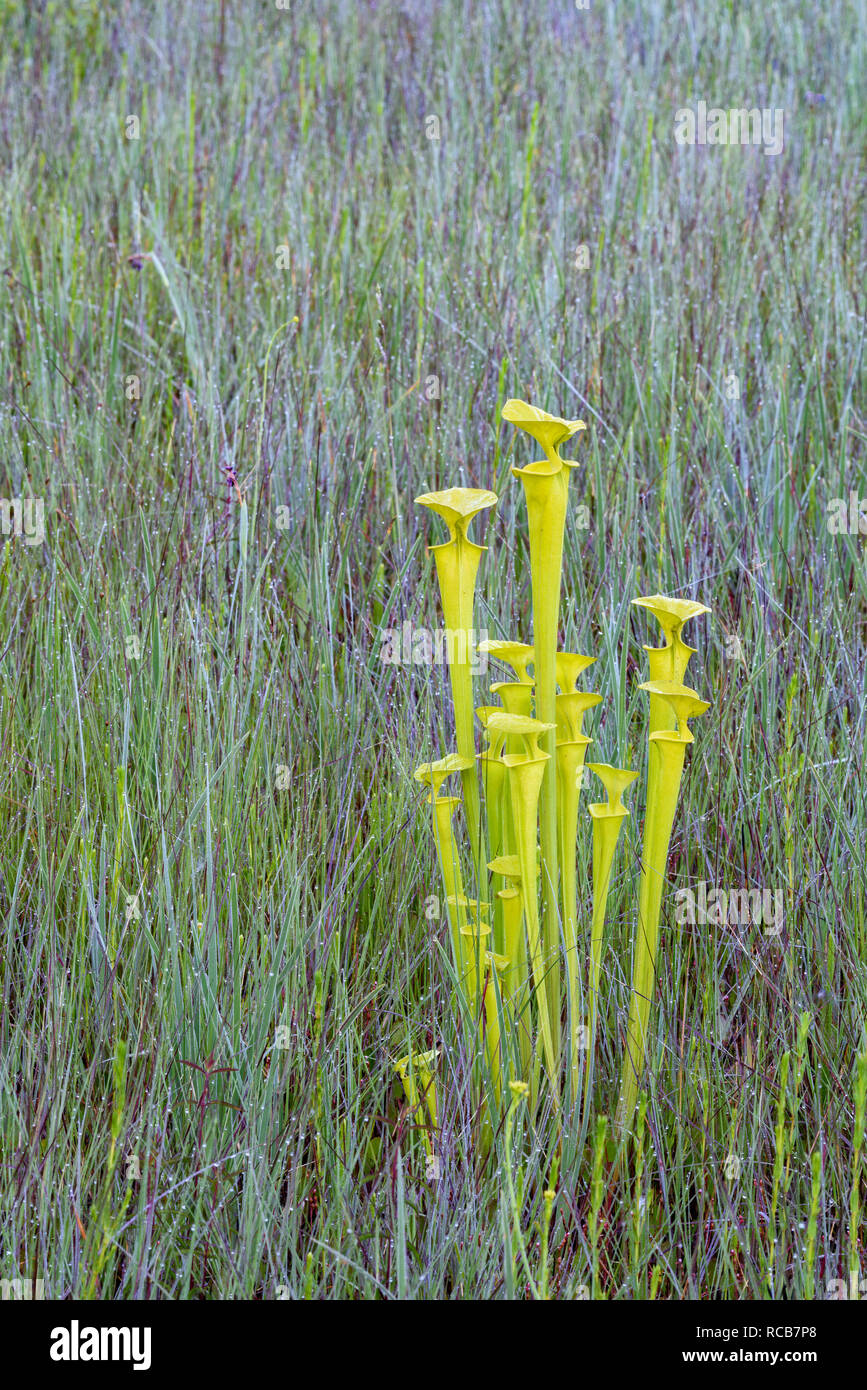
[1,0,865,1298]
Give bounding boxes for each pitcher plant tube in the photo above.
[504,400,587,1062]
[554,650,599,1103]
[395,1048,440,1162]
[415,487,498,890]
[414,754,474,973]
[585,763,637,1125]
[487,710,559,1089]
[618,677,710,1129]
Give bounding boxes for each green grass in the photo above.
[1,0,865,1299]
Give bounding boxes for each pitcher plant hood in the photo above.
[486,712,555,763]
[555,689,602,744]
[632,594,712,633]
[633,595,711,732]
[415,487,499,541]
[586,762,639,813]
[502,399,586,461]
[477,638,535,683]
[414,753,475,799]
[555,651,596,692]
[490,680,534,718]
[639,681,711,739]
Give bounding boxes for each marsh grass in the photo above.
[0,0,865,1297]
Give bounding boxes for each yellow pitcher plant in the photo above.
[476,707,508,871]
[632,594,711,734]
[489,851,535,1078]
[409,401,711,1158]
[504,400,586,1057]
[487,710,559,1087]
[395,1048,440,1163]
[415,487,498,890]
[555,651,600,1103]
[619,673,710,1128]
[414,753,474,971]
[585,763,637,1124]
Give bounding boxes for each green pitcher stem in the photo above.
[516,462,570,1066]
[557,739,591,1108]
[432,538,487,887]
[505,752,559,1090]
[395,1049,439,1161]
[499,886,532,1080]
[585,806,628,1129]
[457,907,490,1012]
[619,733,688,1126]
[424,512,495,905]
[479,753,505,879]
[430,795,465,972]
[484,956,510,1103]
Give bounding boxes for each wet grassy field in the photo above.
[1,0,865,1298]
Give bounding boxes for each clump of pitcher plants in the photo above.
[401,399,710,1160]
